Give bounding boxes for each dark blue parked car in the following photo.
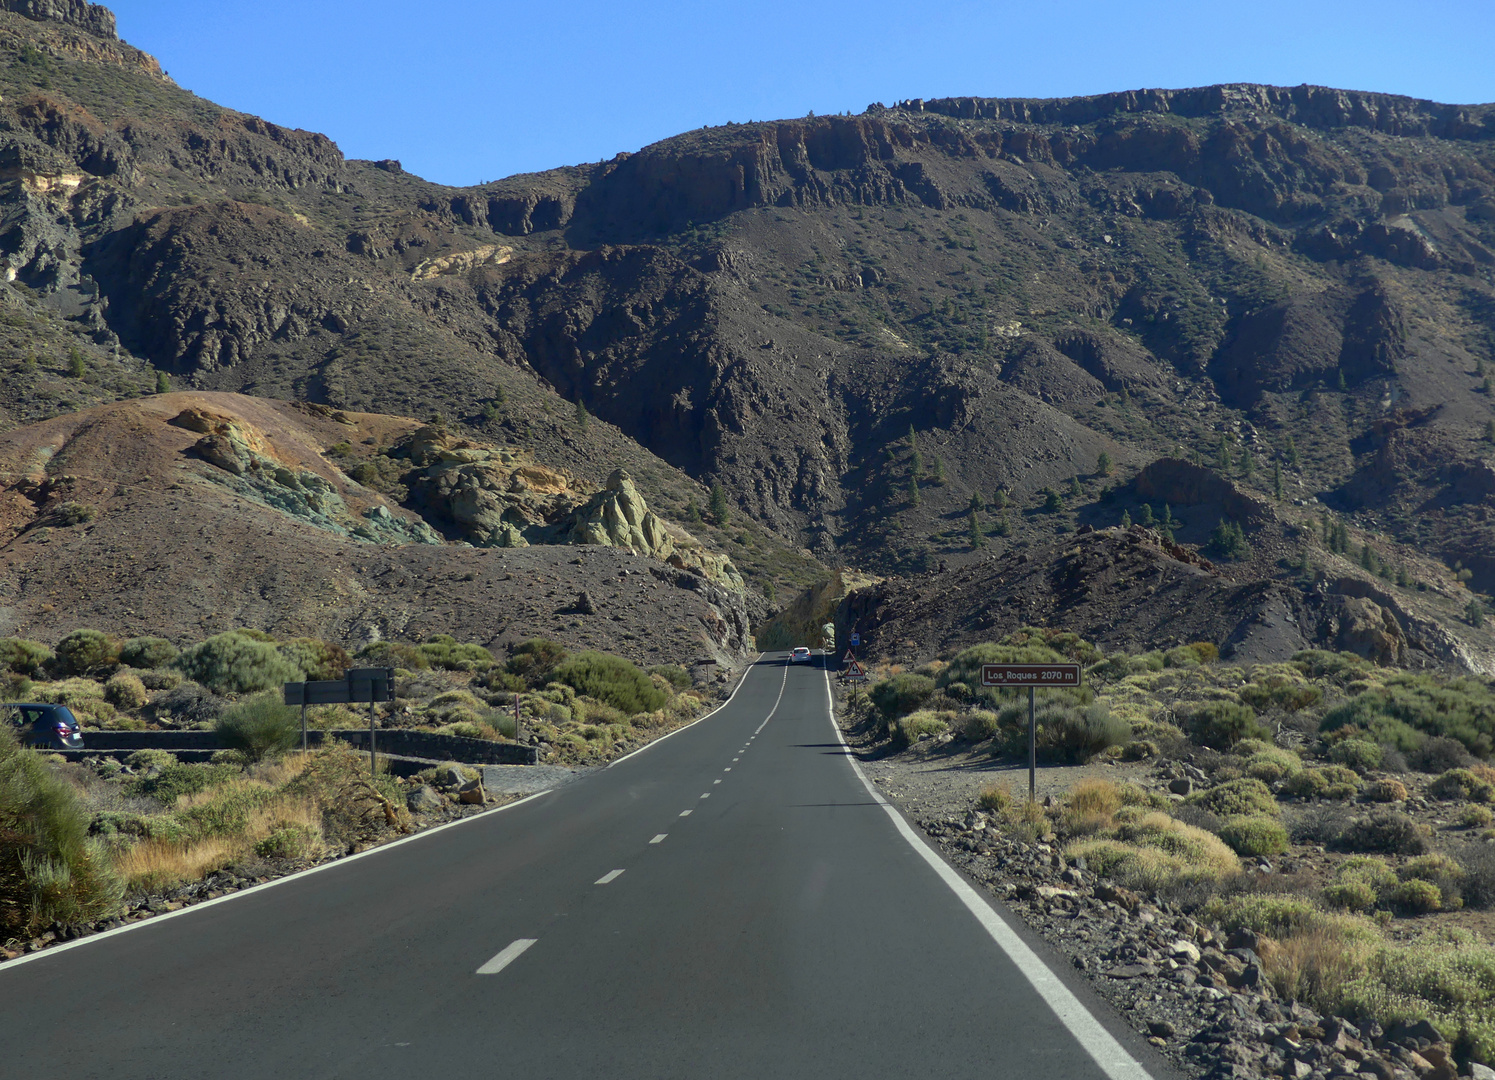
[3,703,85,750]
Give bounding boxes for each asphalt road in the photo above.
[2,654,1173,1080]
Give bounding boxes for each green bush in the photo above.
[1283,765,1363,800]
[1218,815,1289,857]
[506,638,568,685]
[1337,810,1430,855]
[1185,701,1269,749]
[118,637,178,670]
[277,638,349,681]
[215,692,300,762]
[1430,768,1495,803]
[1320,673,1495,759]
[0,724,123,936]
[355,641,430,670]
[1244,747,1303,783]
[174,631,302,695]
[1187,778,1279,818]
[1038,703,1130,763]
[896,709,950,745]
[0,638,53,678]
[253,823,320,860]
[1327,739,1384,772]
[51,629,119,678]
[648,665,692,691]
[552,652,667,715]
[1387,878,1443,914]
[417,634,493,671]
[104,672,148,710]
[1323,879,1377,912]
[869,673,937,722]
[125,749,179,772]
[127,763,238,804]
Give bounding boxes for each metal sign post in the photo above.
[979,663,1083,803]
[284,667,395,775]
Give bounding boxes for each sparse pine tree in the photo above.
[1210,519,1250,560]
[969,492,985,512]
[1069,475,1082,498]
[1321,511,1331,544]
[908,476,921,507]
[1162,504,1174,529]
[907,424,918,449]
[1241,446,1255,477]
[708,483,730,527]
[1042,488,1064,513]
[1096,451,1112,477]
[686,499,702,524]
[931,456,945,485]
[993,510,1011,536]
[764,580,776,604]
[1337,369,1349,392]
[66,346,85,378]
[1467,599,1486,628]
[1216,434,1232,472]
[993,489,1009,510]
[1395,566,1410,588]
[1334,522,1350,554]
[154,369,170,394]
[1484,376,1493,396]
[1273,462,1283,500]
[21,350,35,372]
[910,448,923,481]
[968,509,984,549]
[574,398,589,430]
[1139,503,1154,527]
[1120,508,1131,528]
[1478,358,1487,377]
[1360,543,1376,572]
[1285,435,1300,467]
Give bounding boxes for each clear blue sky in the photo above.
[110,0,1494,189]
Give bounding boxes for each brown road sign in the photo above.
[980,663,1081,687]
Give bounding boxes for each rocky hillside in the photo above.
[0,393,754,667]
[0,3,1490,665]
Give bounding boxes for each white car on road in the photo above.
[789,647,812,663]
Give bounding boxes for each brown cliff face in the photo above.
[0,6,1491,665]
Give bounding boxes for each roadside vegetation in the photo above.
[855,626,1495,1064]
[0,628,715,954]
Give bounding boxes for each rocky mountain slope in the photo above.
[0,3,1490,667]
[0,392,754,667]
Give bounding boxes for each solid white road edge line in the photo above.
[2,787,556,975]
[476,938,537,975]
[595,869,625,885]
[819,667,1155,1080]
[607,651,767,768]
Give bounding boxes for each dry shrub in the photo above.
[112,836,238,892]
[1260,923,1377,1011]
[1365,778,1409,803]
[976,783,1012,813]
[104,671,148,710]
[1062,779,1122,836]
[1069,811,1239,893]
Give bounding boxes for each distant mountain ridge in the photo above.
[0,1,1490,671]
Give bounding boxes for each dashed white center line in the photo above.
[723,768,732,772]
[713,779,722,784]
[700,792,711,799]
[595,869,625,885]
[679,809,692,817]
[732,757,739,762]
[650,834,667,844]
[476,938,537,975]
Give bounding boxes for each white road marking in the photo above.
[2,788,556,975]
[679,810,692,817]
[818,668,1155,1080]
[650,834,667,844]
[713,779,722,784]
[732,757,739,762]
[699,792,711,799]
[606,652,765,769]
[595,869,625,885]
[476,938,537,975]
[723,768,732,772]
